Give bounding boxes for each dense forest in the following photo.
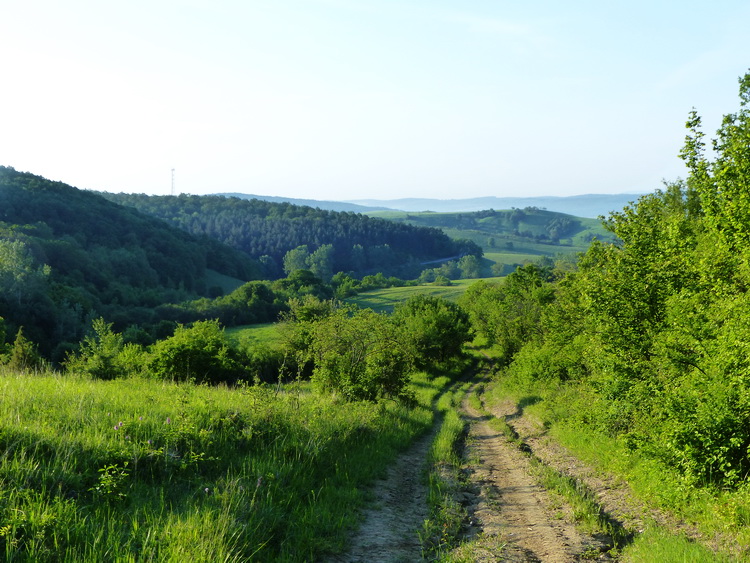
[0,167,266,358]
[461,72,750,491]
[99,192,482,279]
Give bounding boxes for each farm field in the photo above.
[346,278,495,313]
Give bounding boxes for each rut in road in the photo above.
[460,381,604,562]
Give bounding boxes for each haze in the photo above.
[2,1,748,201]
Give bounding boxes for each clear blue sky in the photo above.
[2,1,748,201]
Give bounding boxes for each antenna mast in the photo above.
[171,168,175,196]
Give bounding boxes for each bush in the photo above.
[392,295,472,372]
[148,320,244,384]
[64,318,140,379]
[298,305,413,402]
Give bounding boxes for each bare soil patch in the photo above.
[327,426,436,562]
[492,396,739,559]
[460,385,595,562]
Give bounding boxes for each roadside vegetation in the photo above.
[0,284,474,560]
[459,72,750,560]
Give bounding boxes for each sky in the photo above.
[2,1,749,202]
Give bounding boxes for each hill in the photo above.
[217,192,390,213]
[99,192,482,279]
[367,207,615,273]
[346,193,647,218]
[0,167,261,357]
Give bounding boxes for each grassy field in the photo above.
[346,278,495,313]
[225,322,286,349]
[0,367,450,561]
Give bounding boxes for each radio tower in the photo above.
[171,168,175,196]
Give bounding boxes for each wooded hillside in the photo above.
[462,71,750,491]
[0,167,261,357]
[99,192,482,279]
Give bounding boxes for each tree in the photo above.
[393,295,472,371]
[5,328,44,373]
[458,254,481,279]
[64,318,141,379]
[283,245,310,276]
[307,244,334,282]
[296,305,413,401]
[0,239,49,306]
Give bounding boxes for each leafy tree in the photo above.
[307,244,335,281]
[392,295,472,371]
[458,254,481,279]
[5,328,45,373]
[64,318,142,379]
[294,305,413,402]
[148,320,244,384]
[460,264,554,363]
[283,245,310,275]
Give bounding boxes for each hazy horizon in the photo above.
[2,1,748,201]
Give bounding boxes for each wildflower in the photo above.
[165,417,171,424]
[139,416,143,421]
[125,435,131,440]
[204,487,210,494]
[114,425,119,430]
[147,439,153,445]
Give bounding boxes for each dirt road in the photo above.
[332,368,711,561]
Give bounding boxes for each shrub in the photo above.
[148,319,244,384]
[64,318,138,379]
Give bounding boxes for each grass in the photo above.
[347,279,496,313]
[0,367,448,561]
[419,365,473,559]
[205,269,246,294]
[225,322,285,349]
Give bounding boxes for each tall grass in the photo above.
[0,368,445,561]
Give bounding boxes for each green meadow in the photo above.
[345,278,494,313]
[0,367,449,561]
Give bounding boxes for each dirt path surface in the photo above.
[461,385,592,562]
[492,396,739,559]
[331,367,730,562]
[327,426,436,562]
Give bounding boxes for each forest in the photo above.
[99,191,482,279]
[0,168,482,361]
[0,72,749,560]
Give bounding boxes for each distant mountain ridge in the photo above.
[216,192,649,218]
[217,193,390,213]
[345,194,650,218]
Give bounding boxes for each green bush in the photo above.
[148,320,244,384]
[64,318,140,379]
[392,294,472,372]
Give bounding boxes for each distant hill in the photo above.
[345,194,648,218]
[99,192,482,280]
[367,207,616,274]
[0,167,261,357]
[217,192,390,213]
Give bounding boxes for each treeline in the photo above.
[392,207,593,244]
[0,167,262,358]
[100,192,482,278]
[460,71,750,490]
